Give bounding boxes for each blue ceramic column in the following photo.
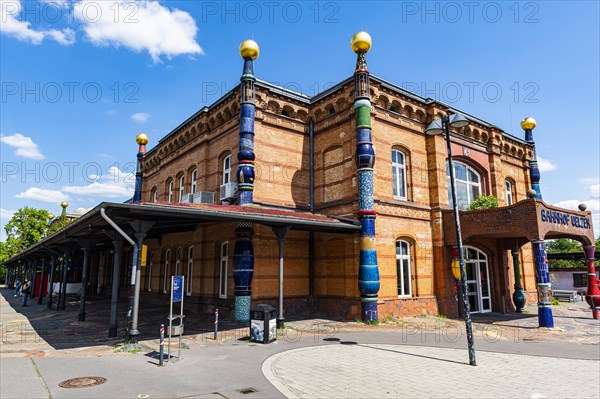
[522,117,553,328]
[351,32,380,323]
[132,133,148,204]
[233,40,259,322]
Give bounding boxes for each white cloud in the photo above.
[578,177,599,185]
[0,208,15,219]
[0,0,75,45]
[0,133,44,159]
[74,207,92,215]
[73,0,203,62]
[590,184,599,199]
[61,166,134,198]
[131,112,150,123]
[537,156,556,172]
[16,187,70,203]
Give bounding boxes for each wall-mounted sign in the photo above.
[540,209,591,229]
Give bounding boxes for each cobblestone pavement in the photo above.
[262,343,600,399]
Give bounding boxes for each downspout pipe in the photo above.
[100,207,140,340]
[308,117,315,298]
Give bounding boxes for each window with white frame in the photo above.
[505,180,514,205]
[163,249,170,293]
[396,240,412,297]
[186,246,193,296]
[178,175,185,202]
[392,149,407,199]
[446,162,481,210]
[168,181,173,203]
[191,169,197,194]
[219,242,228,298]
[222,155,232,184]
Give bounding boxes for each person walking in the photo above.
[21,280,31,307]
[14,280,21,297]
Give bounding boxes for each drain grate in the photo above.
[235,388,258,395]
[58,376,107,389]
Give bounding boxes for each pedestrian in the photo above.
[14,280,21,297]
[21,280,31,307]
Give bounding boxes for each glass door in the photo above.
[464,247,492,314]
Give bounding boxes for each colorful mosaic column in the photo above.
[233,40,259,322]
[583,245,600,319]
[132,133,148,203]
[351,32,380,323]
[522,117,553,328]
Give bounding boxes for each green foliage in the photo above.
[550,297,560,306]
[467,195,499,211]
[546,238,582,269]
[48,215,71,235]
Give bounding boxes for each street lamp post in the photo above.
[426,112,477,366]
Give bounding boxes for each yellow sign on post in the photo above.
[141,244,148,267]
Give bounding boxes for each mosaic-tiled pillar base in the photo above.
[361,301,378,323]
[235,295,251,323]
[533,241,554,328]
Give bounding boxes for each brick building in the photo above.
[4,35,598,337]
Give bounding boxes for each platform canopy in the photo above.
[4,202,360,265]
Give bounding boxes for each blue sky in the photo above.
[1,0,599,240]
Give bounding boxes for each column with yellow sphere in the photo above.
[233,40,259,322]
[351,32,380,323]
[522,117,554,328]
[133,133,148,203]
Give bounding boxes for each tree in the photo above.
[467,195,499,211]
[48,214,70,235]
[546,238,583,269]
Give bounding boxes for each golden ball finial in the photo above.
[351,31,372,53]
[136,133,149,145]
[520,117,537,131]
[239,40,260,60]
[60,201,68,209]
[48,213,55,220]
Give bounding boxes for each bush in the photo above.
[467,195,499,211]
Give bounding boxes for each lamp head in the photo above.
[239,40,260,60]
[425,119,444,136]
[520,117,536,131]
[449,113,470,128]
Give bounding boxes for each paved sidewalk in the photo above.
[263,344,600,398]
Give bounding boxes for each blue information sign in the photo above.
[172,276,183,303]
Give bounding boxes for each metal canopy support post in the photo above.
[37,257,46,305]
[77,241,94,321]
[273,226,289,329]
[129,220,153,341]
[59,251,70,311]
[107,236,123,337]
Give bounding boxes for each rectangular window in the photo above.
[179,176,185,202]
[573,273,587,287]
[191,170,197,194]
[506,180,513,205]
[396,240,412,296]
[168,181,173,203]
[219,242,228,298]
[392,149,407,199]
[186,247,193,296]
[223,155,231,185]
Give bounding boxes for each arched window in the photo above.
[167,180,174,203]
[219,242,228,298]
[190,169,197,194]
[505,180,514,205]
[222,155,232,185]
[178,175,185,202]
[151,187,157,203]
[162,249,170,293]
[396,240,412,297]
[447,161,481,210]
[392,149,407,199]
[186,246,193,296]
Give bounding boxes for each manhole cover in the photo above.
[58,376,107,388]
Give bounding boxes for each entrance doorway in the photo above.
[464,246,492,313]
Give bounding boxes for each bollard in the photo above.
[214,308,219,340]
[159,324,165,367]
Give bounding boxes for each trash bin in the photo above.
[250,304,277,344]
